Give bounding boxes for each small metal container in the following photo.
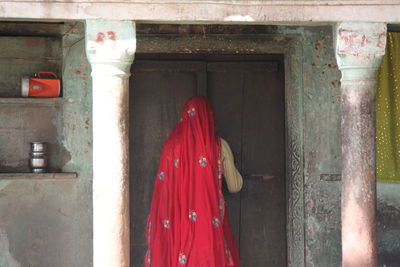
[31,142,46,152]
[29,142,47,173]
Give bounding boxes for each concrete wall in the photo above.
[0,22,92,267]
[0,22,398,267]
[0,37,62,172]
[302,26,400,267]
[302,26,342,267]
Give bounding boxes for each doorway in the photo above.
[129,54,286,266]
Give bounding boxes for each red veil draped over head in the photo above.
[144,96,240,267]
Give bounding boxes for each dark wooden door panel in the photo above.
[240,65,286,267]
[207,61,286,267]
[129,61,205,267]
[207,68,245,245]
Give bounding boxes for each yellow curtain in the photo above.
[376,32,400,183]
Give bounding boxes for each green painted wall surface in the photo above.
[0,36,61,98]
[0,23,398,267]
[59,22,93,267]
[302,26,343,267]
[0,37,62,172]
[0,22,92,267]
[302,26,400,267]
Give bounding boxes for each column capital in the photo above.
[85,20,136,76]
[335,22,386,80]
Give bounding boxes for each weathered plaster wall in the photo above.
[0,22,398,267]
[0,22,92,267]
[302,26,342,267]
[0,36,62,172]
[302,26,400,267]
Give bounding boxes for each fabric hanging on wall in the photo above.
[376,32,400,183]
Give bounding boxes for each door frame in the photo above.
[135,32,305,267]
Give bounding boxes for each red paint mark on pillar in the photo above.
[376,33,386,48]
[107,31,116,41]
[96,32,105,44]
[361,35,366,47]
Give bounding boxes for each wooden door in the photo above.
[130,55,286,267]
[208,61,286,266]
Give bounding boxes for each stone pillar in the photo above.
[86,20,136,267]
[335,22,386,267]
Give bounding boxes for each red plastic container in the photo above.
[21,72,60,98]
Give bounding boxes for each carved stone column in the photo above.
[86,20,136,267]
[335,22,386,267]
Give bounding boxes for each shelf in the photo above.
[0,172,77,180]
[0,97,62,105]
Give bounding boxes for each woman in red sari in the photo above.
[144,96,240,267]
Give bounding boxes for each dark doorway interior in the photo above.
[129,54,286,267]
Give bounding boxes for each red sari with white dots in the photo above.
[144,96,240,267]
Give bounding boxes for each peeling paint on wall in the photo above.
[302,26,342,267]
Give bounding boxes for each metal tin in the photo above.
[29,142,47,173]
[31,142,47,152]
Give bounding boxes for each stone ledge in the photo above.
[1,1,400,23]
[0,97,62,105]
[0,172,78,180]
